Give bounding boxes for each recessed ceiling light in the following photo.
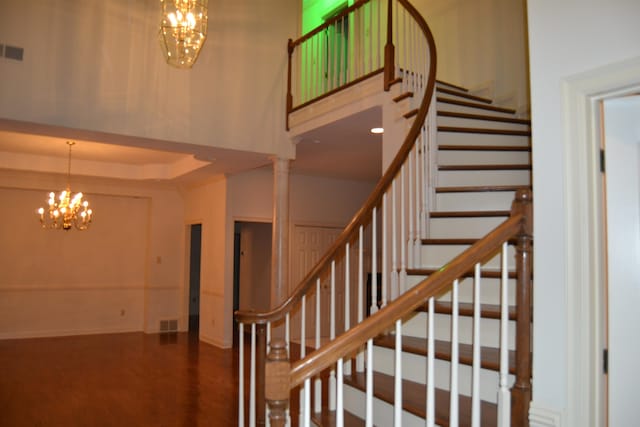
[370,127,384,134]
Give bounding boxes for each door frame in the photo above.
[561,56,640,427]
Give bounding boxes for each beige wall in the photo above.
[0,170,185,339]
[414,0,530,114]
[0,0,299,158]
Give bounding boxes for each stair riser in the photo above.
[435,191,517,212]
[437,150,531,166]
[419,245,517,271]
[343,384,427,427]
[437,169,531,187]
[429,216,509,239]
[437,115,530,132]
[436,100,515,118]
[371,347,515,404]
[401,311,516,349]
[405,275,517,306]
[437,131,530,146]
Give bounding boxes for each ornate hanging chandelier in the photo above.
[158,0,208,69]
[36,141,93,231]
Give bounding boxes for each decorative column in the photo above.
[271,157,291,308]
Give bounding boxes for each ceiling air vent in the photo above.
[4,45,23,61]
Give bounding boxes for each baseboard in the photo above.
[529,402,564,427]
[199,333,231,349]
[0,326,141,340]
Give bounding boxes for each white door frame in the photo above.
[562,56,640,427]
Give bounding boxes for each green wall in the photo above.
[302,0,353,34]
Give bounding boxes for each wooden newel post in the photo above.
[510,189,532,427]
[256,324,267,426]
[265,339,290,427]
[383,0,395,91]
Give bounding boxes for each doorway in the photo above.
[601,95,640,426]
[232,221,272,346]
[188,224,202,334]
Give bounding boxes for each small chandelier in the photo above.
[158,0,208,69]
[36,141,93,231]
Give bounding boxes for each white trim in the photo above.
[561,56,640,427]
[529,402,563,427]
[199,332,231,349]
[0,327,141,340]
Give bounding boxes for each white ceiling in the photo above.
[0,107,382,184]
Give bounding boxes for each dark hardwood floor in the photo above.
[0,332,241,426]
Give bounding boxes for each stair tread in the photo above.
[312,409,367,427]
[407,267,516,280]
[374,334,516,374]
[438,126,531,136]
[439,144,531,152]
[437,87,493,104]
[415,300,517,321]
[404,108,418,119]
[437,96,516,115]
[438,110,531,125]
[436,79,469,93]
[435,185,530,193]
[393,91,414,102]
[439,164,532,171]
[430,210,511,218]
[344,371,498,427]
[422,238,479,245]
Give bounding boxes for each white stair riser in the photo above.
[437,131,530,146]
[437,149,531,166]
[405,275,517,305]
[436,100,516,119]
[435,91,494,106]
[435,191,517,212]
[401,311,516,349]
[419,245,516,271]
[343,383,428,427]
[438,115,530,132]
[429,216,509,239]
[371,346,515,404]
[437,169,531,187]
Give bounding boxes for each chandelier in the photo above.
[36,141,93,231]
[158,0,208,69]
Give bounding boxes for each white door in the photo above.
[290,225,343,342]
[603,96,640,426]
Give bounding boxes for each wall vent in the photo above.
[3,45,23,61]
[159,319,178,333]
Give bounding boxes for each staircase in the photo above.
[324,81,532,426]
[235,1,533,426]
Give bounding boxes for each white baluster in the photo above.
[498,242,511,427]
[472,264,481,427]
[408,149,414,270]
[427,297,435,427]
[329,260,337,411]
[414,139,422,263]
[285,313,290,358]
[266,322,272,427]
[250,323,256,427]
[315,278,322,413]
[394,319,403,426]
[304,378,311,427]
[299,295,306,426]
[371,207,378,315]
[337,358,344,427]
[382,193,388,308]
[366,338,374,427]
[391,181,399,300]
[420,124,428,240]
[400,165,407,293]
[450,279,459,427]
[344,243,351,375]
[239,322,245,427]
[357,226,365,372]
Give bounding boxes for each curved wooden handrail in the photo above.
[235,0,437,326]
[289,210,526,387]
